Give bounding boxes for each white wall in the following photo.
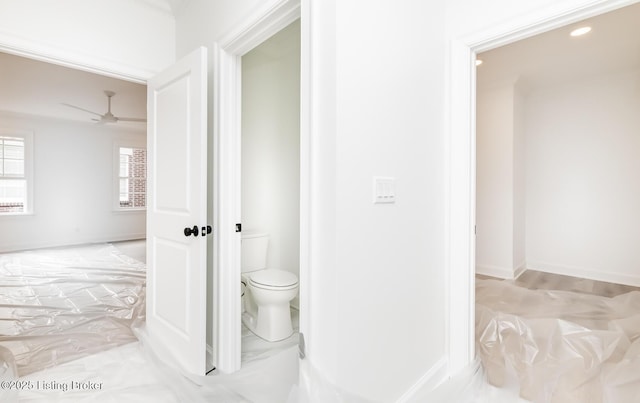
[477,67,640,285]
[175,0,265,59]
[0,0,175,80]
[445,0,621,39]
[0,0,162,252]
[312,1,448,401]
[0,111,146,252]
[1,0,630,398]
[476,85,516,276]
[241,20,301,286]
[177,0,637,400]
[476,82,526,278]
[525,68,640,285]
[513,88,526,271]
[177,0,448,401]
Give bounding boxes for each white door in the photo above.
[146,47,208,376]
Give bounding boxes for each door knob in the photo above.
[184,225,199,237]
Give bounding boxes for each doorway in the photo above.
[0,51,147,252]
[472,3,640,397]
[210,2,302,374]
[475,3,640,284]
[0,0,305,380]
[239,19,301,365]
[447,0,640,381]
[0,51,148,379]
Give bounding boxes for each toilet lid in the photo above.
[250,269,298,288]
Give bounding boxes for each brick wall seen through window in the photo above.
[0,136,27,213]
[119,147,146,209]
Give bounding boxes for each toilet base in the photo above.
[242,304,293,342]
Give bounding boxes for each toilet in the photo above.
[241,232,298,341]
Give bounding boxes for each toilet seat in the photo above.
[249,269,298,290]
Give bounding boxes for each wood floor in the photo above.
[477,269,640,297]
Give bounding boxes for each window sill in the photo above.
[0,212,34,218]
[113,208,146,213]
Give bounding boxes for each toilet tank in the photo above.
[241,232,269,273]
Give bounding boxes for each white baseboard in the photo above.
[0,233,146,253]
[476,261,526,280]
[395,356,448,403]
[527,260,640,287]
[514,261,526,279]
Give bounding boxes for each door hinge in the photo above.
[235,223,242,233]
[298,332,306,359]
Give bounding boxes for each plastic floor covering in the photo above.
[4,242,639,402]
[0,242,300,403]
[475,278,640,403]
[0,243,146,378]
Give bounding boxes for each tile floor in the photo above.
[241,308,299,366]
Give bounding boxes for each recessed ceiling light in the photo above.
[570,26,592,37]
[475,59,483,66]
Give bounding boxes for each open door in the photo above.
[146,47,208,375]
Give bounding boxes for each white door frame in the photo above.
[211,0,301,374]
[0,41,149,85]
[446,0,639,375]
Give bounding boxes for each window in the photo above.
[0,132,32,214]
[118,146,147,209]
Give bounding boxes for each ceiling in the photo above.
[138,0,190,16]
[0,52,147,128]
[0,0,193,128]
[164,0,190,15]
[6,1,636,125]
[477,2,640,92]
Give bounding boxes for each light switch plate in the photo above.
[373,177,396,204]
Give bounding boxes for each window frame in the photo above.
[113,141,147,212]
[0,129,34,216]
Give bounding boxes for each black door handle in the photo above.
[184,225,199,237]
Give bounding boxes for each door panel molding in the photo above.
[146,46,208,376]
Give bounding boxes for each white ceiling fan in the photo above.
[62,90,146,124]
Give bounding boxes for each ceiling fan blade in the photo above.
[61,103,103,117]
[117,117,147,123]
